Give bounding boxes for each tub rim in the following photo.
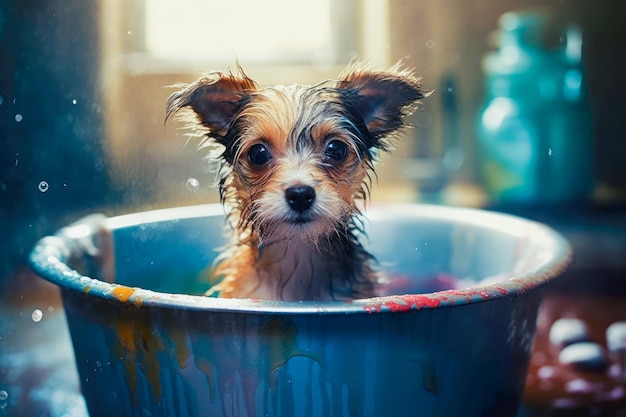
[29,203,572,315]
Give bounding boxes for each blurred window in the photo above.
[142,0,352,66]
[100,0,389,206]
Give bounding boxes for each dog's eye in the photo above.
[247,144,271,166]
[324,140,348,163]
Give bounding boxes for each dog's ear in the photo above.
[336,63,426,147]
[166,67,257,139]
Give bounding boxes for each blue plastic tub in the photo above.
[29,203,570,417]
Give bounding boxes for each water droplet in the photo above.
[0,95,3,105]
[127,30,132,36]
[72,99,77,105]
[186,178,200,192]
[0,389,7,409]
[38,181,49,192]
[106,390,118,402]
[548,148,553,157]
[15,114,23,122]
[447,86,454,93]
[425,40,435,48]
[31,309,43,322]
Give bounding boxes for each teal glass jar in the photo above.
[477,11,593,204]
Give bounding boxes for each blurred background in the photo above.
[1,0,626,415]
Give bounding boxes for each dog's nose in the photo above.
[285,185,316,213]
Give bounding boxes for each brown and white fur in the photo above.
[166,62,426,301]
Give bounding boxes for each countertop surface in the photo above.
[3,269,626,417]
[0,268,87,417]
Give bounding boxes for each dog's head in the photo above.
[166,63,425,245]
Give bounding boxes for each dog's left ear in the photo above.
[336,63,427,147]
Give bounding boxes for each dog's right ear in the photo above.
[165,67,258,139]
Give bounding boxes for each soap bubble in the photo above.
[38,181,49,192]
[186,178,200,192]
[0,390,7,409]
[31,309,43,322]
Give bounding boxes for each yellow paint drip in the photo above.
[111,286,144,307]
[112,315,165,402]
[107,312,313,408]
[169,327,190,369]
[111,286,135,303]
[261,317,320,374]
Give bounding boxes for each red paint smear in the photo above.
[383,301,412,313]
[363,294,441,313]
[401,294,441,309]
[494,286,510,295]
[443,289,473,303]
[363,305,382,314]
[477,290,490,299]
[361,278,517,313]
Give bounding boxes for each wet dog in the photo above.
[166,62,425,300]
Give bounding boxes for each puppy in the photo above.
[166,62,426,301]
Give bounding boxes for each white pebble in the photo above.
[559,342,609,371]
[537,365,558,379]
[564,378,594,394]
[549,318,589,348]
[606,321,626,352]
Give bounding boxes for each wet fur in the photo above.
[166,62,426,300]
